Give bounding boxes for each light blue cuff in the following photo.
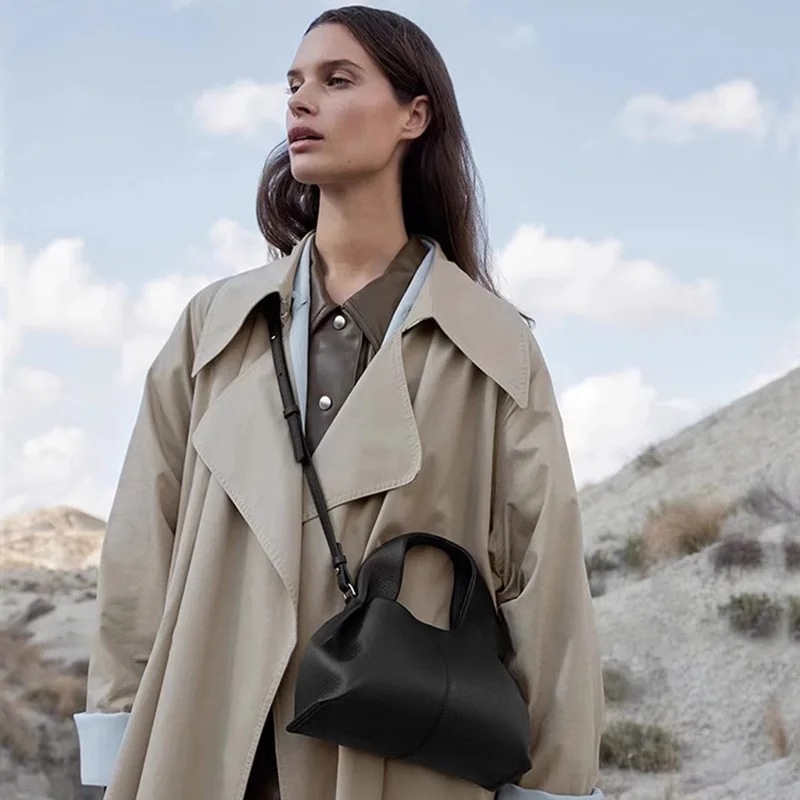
[497,787,604,799]
[73,711,130,786]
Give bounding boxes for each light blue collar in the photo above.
[287,233,436,430]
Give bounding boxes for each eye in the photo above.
[285,75,350,96]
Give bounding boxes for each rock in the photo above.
[0,508,105,572]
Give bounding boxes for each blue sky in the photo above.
[2,0,798,519]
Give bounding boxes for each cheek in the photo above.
[333,100,397,163]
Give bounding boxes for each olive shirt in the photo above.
[305,234,429,454]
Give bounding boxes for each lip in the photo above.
[289,137,323,153]
[288,126,324,144]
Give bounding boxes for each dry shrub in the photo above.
[765,699,790,757]
[740,484,800,523]
[586,549,617,576]
[69,658,90,677]
[719,593,784,638]
[619,533,647,570]
[635,445,665,472]
[1,621,88,719]
[15,597,55,627]
[24,673,87,718]
[0,628,46,684]
[712,536,765,572]
[644,499,728,562]
[586,549,617,597]
[602,664,632,703]
[588,573,607,598]
[0,691,42,763]
[784,539,800,572]
[787,596,800,642]
[600,720,680,771]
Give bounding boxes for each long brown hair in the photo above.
[255,5,499,296]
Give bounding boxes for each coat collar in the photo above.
[191,231,531,408]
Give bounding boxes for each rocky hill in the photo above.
[1,368,799,799]
[0,508,105,572]
[580,365,800,799]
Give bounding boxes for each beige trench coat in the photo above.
[76,233,604,800]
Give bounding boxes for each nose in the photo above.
[287,84,316,117]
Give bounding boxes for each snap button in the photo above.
[318,395,333,411]
[332,314,346,330]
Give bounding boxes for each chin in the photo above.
[289,153,371,188]
[289,155,332,186]
[291,172,327,186]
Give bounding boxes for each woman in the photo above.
[74,6,604,800]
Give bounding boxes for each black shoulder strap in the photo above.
[262,294,356,602]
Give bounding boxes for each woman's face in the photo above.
[285,23,428,187]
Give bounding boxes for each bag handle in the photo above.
[263,294,357,603]
[355,532,499,635]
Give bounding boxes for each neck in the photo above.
[313,171,409,295]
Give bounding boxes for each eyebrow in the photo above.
[286,58,365,81]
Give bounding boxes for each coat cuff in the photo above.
[73,711,130,786]
[497,787,605,799]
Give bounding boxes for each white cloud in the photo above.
[15,426,88,486]
[193,80,286,139]
[0,314,20,370]
[208,217,268,273]
[1,425,116,519]
[497,224,718,325]
[559,368,702,487]
[118,218,265,388]
[0,219,269,515]
[2,238,127,347]
[132,274,212,332]
[0,220,266,393]
[64,480,117,521]
[2,366,63,419]
[616,79,771,142]
[120,273,213,387]
[3,473,114,521]
[119,332,173,388]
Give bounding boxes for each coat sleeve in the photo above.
[73,292,209,787]
[491,331,605,799]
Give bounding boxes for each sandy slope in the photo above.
[579,366,800,553]
[593,525,800,797]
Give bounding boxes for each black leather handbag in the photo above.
[264,294,532,791]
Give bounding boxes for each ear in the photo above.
[400,95,431,142]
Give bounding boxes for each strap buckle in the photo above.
[335,565,358,603]
[283,402,301,421]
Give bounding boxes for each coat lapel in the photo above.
[188,232,531,604]
[190,240,307,609]
[300,327,422,523]
[191,346,306,608]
